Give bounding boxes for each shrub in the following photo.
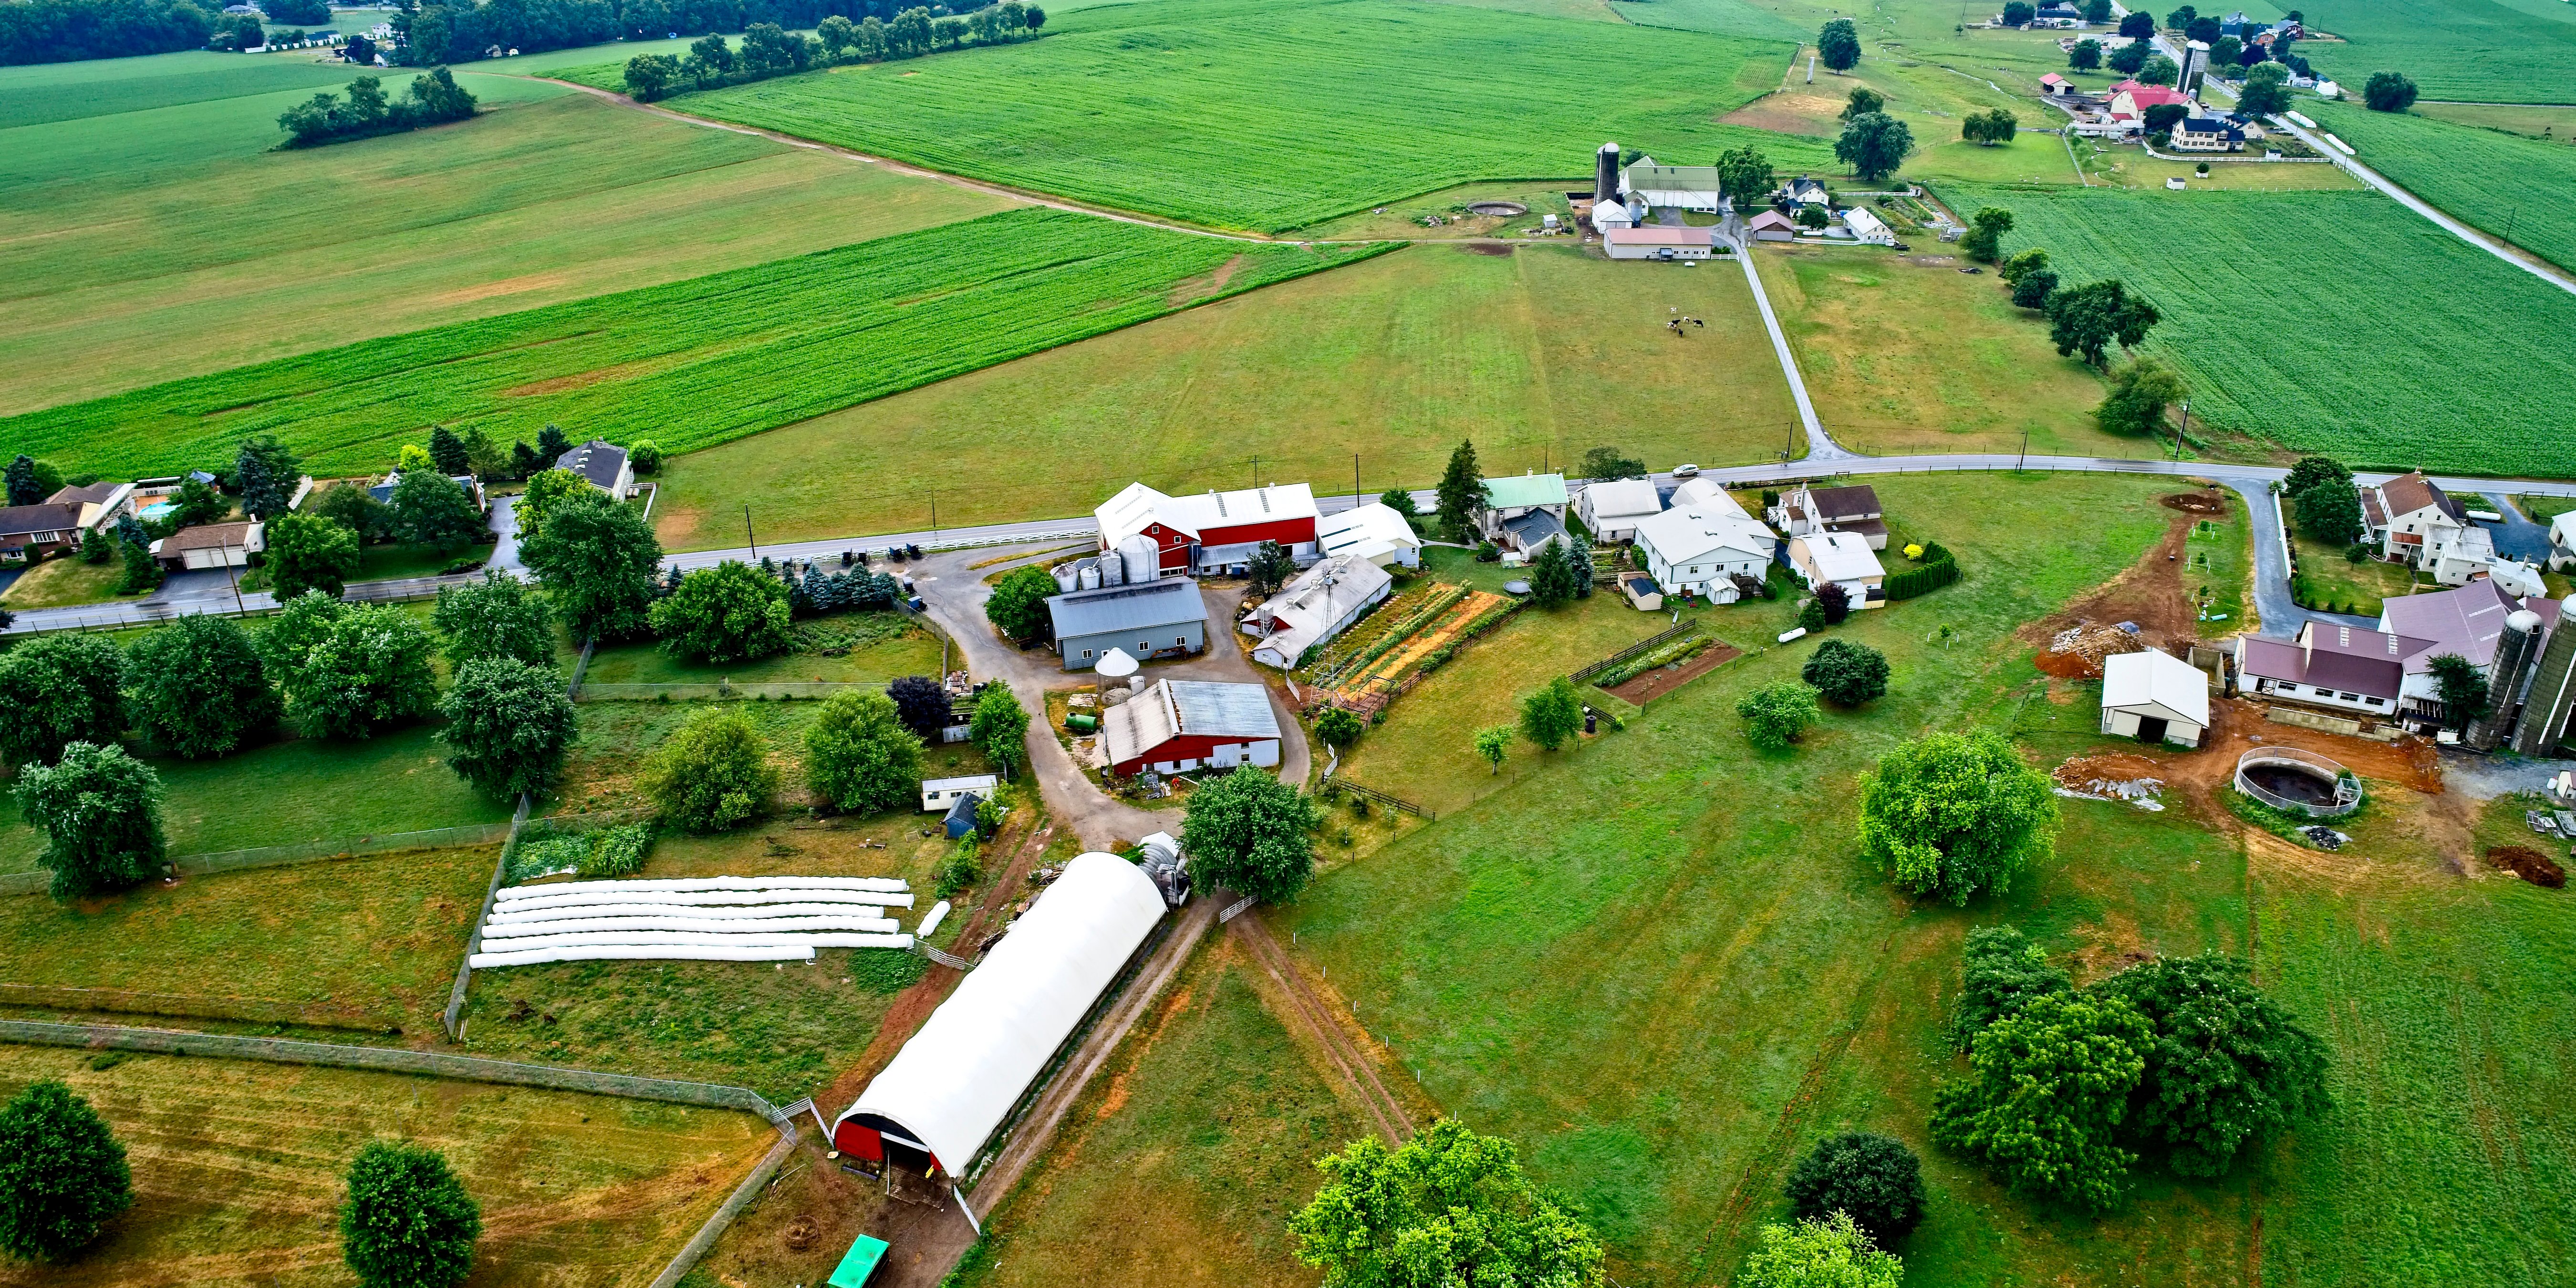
[1783,1132,1926,1244]
[0,632,125,766]
[1290,1120,1606,1288]
[1737,682,1821,751]
[1802,638,1889,706]
[0,1080,132,1262]
[805,690,922,816]
[885,674,952,739]
[15,742,166,899]
[935,838,983,898]
[639,708,778,832]
[1948,924,2072,1048]
[340,1140,480,1288]
[1314,705,1364,748]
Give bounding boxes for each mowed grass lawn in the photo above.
[2292,532,2420,616]
[2306,98,2576,274]
[649,0,1831,232]
[5,209,1388,478]
[0,73,1005,414]
[578,612,945,686]
[1949,184,2576,477]
[652,243,1803,549]
[0,1043,771,1288]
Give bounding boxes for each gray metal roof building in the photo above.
[1047,578,1209,671]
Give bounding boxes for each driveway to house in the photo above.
[2477,493,2554,563]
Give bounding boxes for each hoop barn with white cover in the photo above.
[831,852,1167,1175]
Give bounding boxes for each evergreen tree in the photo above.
[1435,439,1487,536]
[3,454,44,507]
[234,435,304,520]
[426,426,470,476]
[536,422,574,462]
[340,1141,480,1288]
[1528,540,1578,606]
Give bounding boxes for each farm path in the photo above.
[1229,908,1416,1145]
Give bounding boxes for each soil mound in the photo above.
[2054,754,2166,809]
[2487,845,2567,888]
[2037,620,2147,679]
[2161,490,2227,515]
[1457,241,1514,256]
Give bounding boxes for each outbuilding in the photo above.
[1577,478,1664,543]
[1096,481,1319,575]
[150,520,264,571]
[1604,226,1716,260]
[1788,531,1887,608]
[922,774,999,812]
[1101,678,1282,778]
[1747,210,1798,242]
[1622,162,1727,211]
[1313,502,1422,568]
[1046,578,1209,671]
[2098,647,2211,746]
[1245,555,1393,669]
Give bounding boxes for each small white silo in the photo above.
[1052,561,1082,593]
[1118,533,1160,584]
[1078,561,1101,591]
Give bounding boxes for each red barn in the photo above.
[1101,679,1283,778]
[1096,482,1319,575]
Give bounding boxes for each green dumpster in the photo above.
[828,1233,890,1287]
[1065,713,1099,732]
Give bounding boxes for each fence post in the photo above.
[444,793,532,1042]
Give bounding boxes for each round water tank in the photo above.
[1078,562,1101,591]
[1119,534,1159,584]
[1053,562,1081,593]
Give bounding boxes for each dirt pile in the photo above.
[2160,490,2227,515]
[2036,621,2149,679]
[2053,753,2166,810]
[2486,845,2567,888]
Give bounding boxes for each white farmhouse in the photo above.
[1631,504,1775,602]
[1576,478,1663,543]
[1842,206,1897,246]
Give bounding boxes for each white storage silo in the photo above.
[1118,534,1160,584]
[1078,561,1101,591]
[1052,562,1082,593]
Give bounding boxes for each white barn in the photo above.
[1576,478,1663,543]
[2099,647,2211,746]
[1244,555,1393,669]
[1621,162,1727,212]
[1313,502,1422,568]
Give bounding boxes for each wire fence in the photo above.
[444,794,532,1041]
[1568,618,1703,685]
[0,819,520,898]
[574,681,881,702]
[0,985,394,1031]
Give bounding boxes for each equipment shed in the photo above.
[2100,646,2211,746]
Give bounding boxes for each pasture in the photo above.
[1941,183,2576,477]
[0,1043,770,1288]
[2306,98,2576,274]
[647,242,1802,551]
[646,0,1828,232]
[0,210,1387,478]
[0,70,1004,415]
[2295,0,2576,104]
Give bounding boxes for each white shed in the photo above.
[1576,478,1664,543]
[2099,647,2210,746]
[1314,502,1422,568]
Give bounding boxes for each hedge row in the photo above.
[1884,542,1960,601]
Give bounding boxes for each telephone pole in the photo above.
[745,504,758,560]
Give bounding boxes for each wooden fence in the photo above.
[1569,618,1703,685]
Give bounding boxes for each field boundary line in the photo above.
[1229,910,1413,1145]
[444,793,533,1041]
[0,819,521,899]
[649,1117,802,1288]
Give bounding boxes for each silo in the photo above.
[1052,561,1082,593]
[1118,534,1160,584]
[1097,551,1124,587]
[1078,561,1101,591]
[1595,142,1620,203]
[2470,608,2545,749]
[2510,594,2576,755]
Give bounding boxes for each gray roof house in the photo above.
[556,440,635,500]
[1045,578,1210,671]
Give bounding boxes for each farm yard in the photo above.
[2293,0,2576,104]
[1944,184,2576,476]
[2304,98,2576,275]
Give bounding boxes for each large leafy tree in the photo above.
[2426,652,2491,731]
[985,564,1059,641]
[432,571,554,670]
[1737,681,1821,751]
[266,511,363,601]
[1931,990,2151,1212]
[0,1080,133,1262]
[261,594,440,739]
[14,741,166,899]
[2135,53,2180,85]
[167,475,228,530]
[2237,60,2292,114]
[1802,638,1890,706]
[0,633,125,766]
[968,684,1030,778]
[341,1140,481,1288]
[1180,765,1320,903]
[1959,206,2015,264]
[1834,112,1913,183]
[2095,356,2187,437]
[388,469,485,550]
[511,468,590,543]
[519,490,663,642]
[1783,1132,1926,1245]
[1736,1212,1902,1288]
[439,657,577,801]
[2068,37,2101,69]
[2362,69,2418,112]
[2293,478,2365,545]
[2118,9,2154,36]
[649,561,791,664]
[1434,438,1486,537]
[885,674,952,739]
[1289,1119,1607,1288]
[234,435,303,520]
[1816,17,1861,71]
[805,689,924,816]
[1715,145,1775,204]
[1948,924,2072,1048]
[2283,455,2352,497]
[2044,279,2160,367]
[1579,446,1646,480]
[639,707,777,832]
[1839,86,1885,120]
[125,614,279,759]
[311,481,393,543]
[1859,730,2057,904]
[1519,675,1584,750]
[2093,953,2331,1177]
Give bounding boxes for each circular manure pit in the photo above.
[2234,747,2362,817]
[1465,201,1528,217]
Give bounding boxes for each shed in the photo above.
[1747,210,1797,241]
[1604,226,1716,260]
[831,853,1168,1177]
[922,774,999,812]
[1618,572,1664,611]
[943,792,983,840]
[1046,578,1209,670]
[2099,647,2211,746]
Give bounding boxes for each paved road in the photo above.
[2477,493,2555,563]
[1721,218,1849,462]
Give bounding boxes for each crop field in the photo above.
[642,0,1832,232]
[0,1043,770,1288]
[1,210,1388,478]
[1605,0,1807,42]
[2305,99,2576,274]
[1,73,1006,414]
[2296,0,2576,104]
[0,50,371,129]
[650,242,1803,550]
[1940,184,2576,477]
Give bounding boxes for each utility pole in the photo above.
[2175,400,2190,460]
[2017,426,2028,473]
[220,535,246,614]
[745,504,758,561]
[1353,453,1362,509]
[929,494,939,546]
[1251,455,1260,489]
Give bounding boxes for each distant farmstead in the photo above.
[1095,481,1319,576]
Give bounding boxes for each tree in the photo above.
[1579,446,1645,480]
[2184,14,2221,43]
[263,596,440,740]
[2135,53,2179,85]
[1716,145,1776,204]
[433,571,553,670]
[1528,540,1578,607]
[265,511,362,601]
[1796,203,1833,230]
[2045,278,2159,366]
[14,741,165,899]
[1800,597,1828,633]
[640,707,778,832]
[2292,478,2364,545]
[1247,539,1296,596]
[1737,682,1821,751]
[1474,724,1512,774]
[2001,0,2035,25]
[0,1080,132,1262]
[986,564,1059,641]
[2094,954,2331,1177]
[683,30,733,82]
[1839,85,1884,120]
[2094,355,2186,436]
[2119,10,2154,37]
[1817,580,1851,624]
[511,468,590,543]
[1736,1212,1901,1288]
[427,426,470,476]
[629,440,662,475]
[2283,455,2352,496]
[519,491,663,642]
[2068,37,2101,69]
[1179,766,1319,903]
[1859,730,2057,904]
[1435,439,1486,536]
[2238,60,2292,114]
[1290,1119,1605,1288]
[1932,991,2150,1212]
[0,634,125,766]
[534,423,574,463]
[805,690,923,815]
[2108,39,2150,73]
[2208,35,2241,70]
[2,455,43,507]
[1568,533,1595,599]
[2426,652,2490,731]
[817,12,856,53]
[311,481,392,543]
[438,657,576,801]
[1783,1133,1925,1245]
[1519,675,1584,751]
[2163,4,2197,31]
[341,1140,480,1288]
[1834,112,1912,182]
[1802,639,1890,706]
[1959,205,2015,263]
[2011,267,2059,310]
[234,435,303,520]
[1817,17,1861,71]
[2363,69,2418,112]
[885,674,952,740]
[623,51,679,98]
[125,614,277,759]
[1947,924,2071,1047]
[168,475,227,530]
[1998,248,2050,286]
[1315,705,1363,749]
[969,684,1030,777]
[650,561,791,664]
[1962,107,2018,145]
[2083,0,2110,22]
[389,469,484,550]
[1377,487,1423,529]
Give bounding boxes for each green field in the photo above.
[2306,99,2576,274]
[646,242,1803,550]
[2297,0,2576,104]
[578,613,945,686]
[639,0,1830,232]
[1942,184,2576,476]
[1,209,1389,478]
[1606,0,1807,41]
[0,49,371,129]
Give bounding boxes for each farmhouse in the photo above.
[1480,473,1569,554]
[1314,502,1421,568]
[2236,621,2425,717]
[1632,503,1774,602]
[1621,162,1726,212]
[555,439,634,500]
[0,504,85,562]
[1747,209,1798,241]
[2099,647,2211,746]
[1244,554,1393,669]
[1768,483,1888,549]
[1788,531,1887,608]
[831,852,1168,1182]
[45,481,136,536]
[368,471,489,512]
[150,520,263,571]
[1781,176,1830,208]
[1842,207,1897,246]
[1045,577,1209,671]
[1604,226,1716,260]
[921,774,998,812]
[1577,478,1663,543]
[2170,116,2246,152]
[2548,512,2575,572]
[1096,481,1319,576]
[1101,678,1282,777]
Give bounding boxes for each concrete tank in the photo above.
[1118,533,1160,584]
